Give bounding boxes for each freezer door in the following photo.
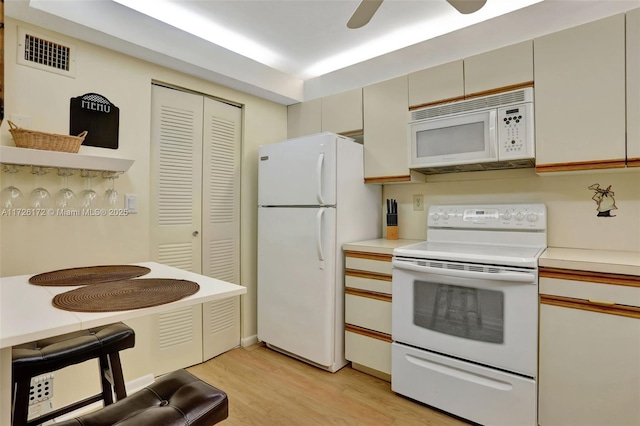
[258,133,337,206]
[258,206,337,367]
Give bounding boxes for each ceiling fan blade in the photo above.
[447,0,487,15]
[347,0,384,29]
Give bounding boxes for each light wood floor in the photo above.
[188,344,470,425]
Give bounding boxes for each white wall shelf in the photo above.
[0,146,134,173]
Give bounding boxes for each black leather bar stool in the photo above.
[55,369,228,426]
[11,322,135,426]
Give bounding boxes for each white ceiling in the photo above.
[6,0,640,105]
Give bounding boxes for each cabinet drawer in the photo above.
[345,330,391,376]
[345,255,392,275]
[540,271,640,308]
[345,274,392,295]
[345,292,392,334]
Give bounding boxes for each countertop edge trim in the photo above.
[539,267,640,287]
[540,294,640,319]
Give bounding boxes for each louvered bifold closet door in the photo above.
[201,97,242,360]
[145,85,204,376]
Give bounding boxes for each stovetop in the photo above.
[394,203,547,269]
[394,241,545,268]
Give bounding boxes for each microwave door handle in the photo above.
[316,153,325,205]
[392,259,536,283]
[489,109,497,159]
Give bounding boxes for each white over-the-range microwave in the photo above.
[408,88,534,174]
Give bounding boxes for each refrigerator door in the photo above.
[258,133,337,206]
[258,206,337,367]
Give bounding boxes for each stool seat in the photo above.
[12,323,135,426]
[12,323,135,380]
[56,369,229,426]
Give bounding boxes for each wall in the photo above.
[0,18,288,343]
[383,168,640,252]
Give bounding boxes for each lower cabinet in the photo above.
[122,297,240,380]
[538,271,640,426]
[344,250,393,380]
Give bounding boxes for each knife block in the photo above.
[387,225,398,240]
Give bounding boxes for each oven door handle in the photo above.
[392,260,536,283]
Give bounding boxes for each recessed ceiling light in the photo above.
[113,0,283,67]
[113,0,542,79]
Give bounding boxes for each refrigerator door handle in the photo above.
[316,153,325,205]
[316,208,325,269]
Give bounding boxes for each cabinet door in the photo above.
[539,303,640,426]
[287,99,321,139]
[321,88,363,135]
[627,8,640,166]
[464,41,533,96]
[363,76,423,183]
[408,60,464,108]
[534,14,626,171]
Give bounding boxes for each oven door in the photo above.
[392,257,538,377]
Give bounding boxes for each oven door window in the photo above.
[414,280,504,344]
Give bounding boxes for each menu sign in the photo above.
[70,93,119,149]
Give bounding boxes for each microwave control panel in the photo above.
[497,103,534,160]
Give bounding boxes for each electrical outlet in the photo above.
[413,194,424,211]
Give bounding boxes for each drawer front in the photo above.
[345,274,392,295]
[345,293,392,334]
[345,331,391,375]
[540,276,640,308]
[345,256,392,275]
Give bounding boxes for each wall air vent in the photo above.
[17,27,76,78]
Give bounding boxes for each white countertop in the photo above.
[343,238,423,255]
[540,247,640,276]
[0,261,247,349]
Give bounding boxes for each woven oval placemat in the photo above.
[52,278,200,312]
[29,265,151,286]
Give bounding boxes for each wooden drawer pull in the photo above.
[588,299,616,306]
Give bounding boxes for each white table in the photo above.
[0,262,246,424]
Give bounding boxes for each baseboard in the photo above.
[241,334,259,347]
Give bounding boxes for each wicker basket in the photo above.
[8,121,88,153]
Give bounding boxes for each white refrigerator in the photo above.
[257,132,381,372]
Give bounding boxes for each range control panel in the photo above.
[428,203,546,230]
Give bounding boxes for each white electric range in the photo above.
[391,203,547,426]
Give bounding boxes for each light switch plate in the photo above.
[125,194,138,214]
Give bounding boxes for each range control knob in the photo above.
[503,211,512,220]
[515,212,525,221]
[527,213,538,222]
[442,212,450,220]
[432,213,440,221]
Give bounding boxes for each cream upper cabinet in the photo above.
[408,60,464,109]
[363,76,423,183]
[464,41,533,95]
[534,14,626,172]
[287,98,321,139]
[321,88,363,135]
[627,8,640,167]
